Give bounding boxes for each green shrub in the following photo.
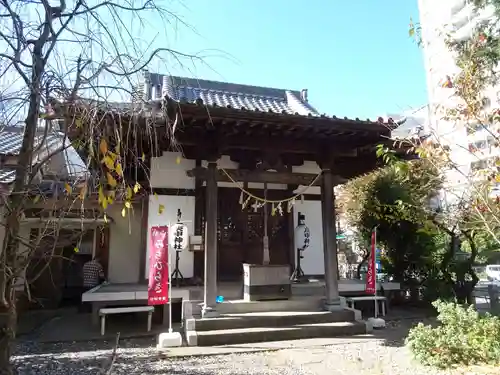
[406,300,500,368]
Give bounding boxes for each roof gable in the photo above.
[139,73,320,117]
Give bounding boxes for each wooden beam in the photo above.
[25,193,147,210]
[186,167,346,186]
[177,133,363,156]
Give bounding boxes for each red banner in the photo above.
[365,228,377,295]
[148,226,169,305]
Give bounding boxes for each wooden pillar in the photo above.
[202,161,218,317]
[138,156,151,284]
[193,159,204,281]
[287,185,298,273]
[320,168,340,309]
[138,196,149,283]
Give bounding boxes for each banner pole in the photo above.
[373,227,378,318]
[168,222,173,334]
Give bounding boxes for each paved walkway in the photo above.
[11,319,451,375]
[18,309,183,343]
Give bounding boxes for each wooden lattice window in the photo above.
[246,212,263,242]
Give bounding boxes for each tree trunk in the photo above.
[0,53,43,374]
[462,231,479,304]
[356,250,369,279]
[440,232,457,298]
[0,296,17,375]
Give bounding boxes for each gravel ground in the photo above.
[12,335,454,375]
[12,318,495,375]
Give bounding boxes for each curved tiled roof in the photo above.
[141,73,320,117]
[0,126,87,185]
[0,168,15,184]
[128,73,399,128]
[0,129,61,155]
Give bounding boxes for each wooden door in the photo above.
[198,187,292,281]
[246,189,291,267]
[217,188,246,281]
[212,188,291,281]
[267,206,290,265]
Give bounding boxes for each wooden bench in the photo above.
[346,296,387,316]
[99,306,155,336]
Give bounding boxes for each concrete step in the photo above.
[291,284,326,297]
[195,321,367,346]
[192,310,356,331]
[215,298,324,314]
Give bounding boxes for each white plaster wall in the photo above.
[248,182,286,190]
[146,195,195,279]
[293,161,321,195]
[0,215,40,290]
[107,203,142,283]
[150,152,196,189]
[293,200,324,276]
[153,153,316,191]
[202,155,286,190]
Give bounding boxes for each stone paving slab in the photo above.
[162,335,377,357]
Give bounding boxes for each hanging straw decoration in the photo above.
[251,200,258,212]
[218,168,321,216]
[242,195,252,210]
[276,202,283,216]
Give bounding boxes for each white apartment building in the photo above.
[418,0,499,196]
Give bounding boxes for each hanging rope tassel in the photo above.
[253,200,259,212]
[239,191,244,205]
[242,196,252,209]
[277,202,283,216]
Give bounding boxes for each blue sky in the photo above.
[146,0,426,120]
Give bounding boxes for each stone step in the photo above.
[194,321,368,346]
[191,310,356,332]
[214,297,324,314]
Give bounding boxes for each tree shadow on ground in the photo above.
[373,316,437,348]
[13,336,157,356]
[12,350,257,375]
